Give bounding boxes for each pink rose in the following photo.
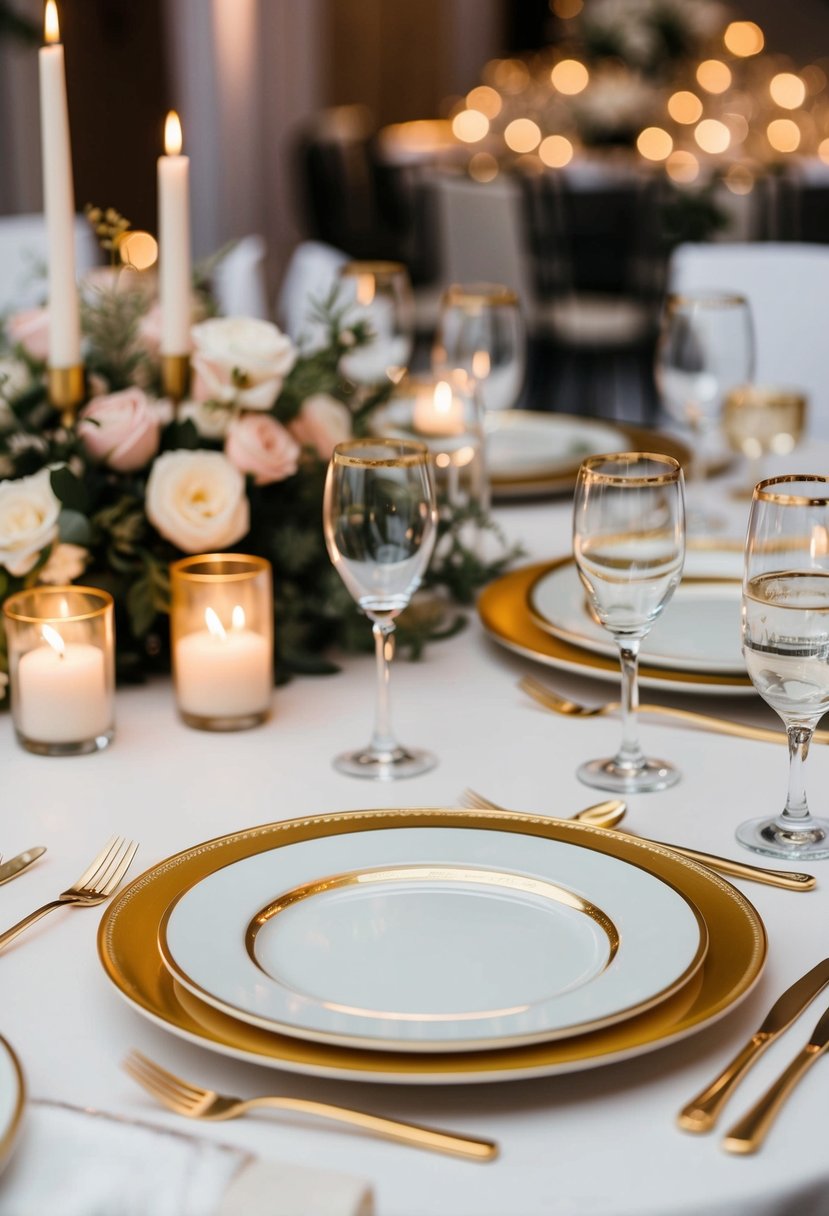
[225,413,299,485]
[78,388,161,472]
[289,393,352,461]
[6,308,50,362]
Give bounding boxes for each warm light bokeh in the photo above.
[667,91,703,124]
[666,150,700,183]
[769,73,806,110]
[696,60,732,94]
[539,134,574,167]
[723,21,764,57]
[636,127,673,161]
[453,109,489,143]
[44,0,59,44]
[467,86,502,119]
[724,165,755,194]
[469,152,499,182]
[819,137,829,164]
[551,59,589,95]
[504,118,542,153]
[767,117,801,152]
[694,118,731,153]
[119,231,158,271]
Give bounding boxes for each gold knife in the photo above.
[723,998,829,1153]
[0,847,46,886]
[678,958,829,1133]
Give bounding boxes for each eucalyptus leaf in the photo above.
[58,508,93,547]
[51,466,89,514]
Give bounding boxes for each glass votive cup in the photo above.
[337,260,415,387]
[170,554,274,732]
[371,371,488,519]
[3,586,115,756]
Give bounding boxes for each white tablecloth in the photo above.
[2,449,829,1216]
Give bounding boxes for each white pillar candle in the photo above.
[158,111,192,356]
[413,380,465,437]
[175,607,271,719]
[17,627,109,744]
[38,0,81,369]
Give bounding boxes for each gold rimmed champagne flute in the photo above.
[738,475,829,859]
[573,453,686,793]
[323,439,438,779]
[432,283,526,412]
[338,261,414,388]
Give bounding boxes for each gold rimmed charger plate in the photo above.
[479,561,754,696]
[489,416,692,499]
[98,809,765,1085]
[0,1036,25,1175]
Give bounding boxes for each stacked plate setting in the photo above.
[99,808,766,1084]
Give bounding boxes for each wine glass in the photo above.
[338,261,415,388]
[737,475,829,859]
[573,453,686,793]
[723,386,806,499]
[655,291,754,527]
[432,283,526,412]
[323,438,438,779]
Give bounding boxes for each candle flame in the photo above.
[434,380,454,416]
[231,605,245,631]
[44,0,60,44]
[205,607,227,641]
[41,624,65,658]
[356,274,376,308]
[164,110,183,156]
[472,349,491,380]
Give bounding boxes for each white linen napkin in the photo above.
[0,1100,373,1216]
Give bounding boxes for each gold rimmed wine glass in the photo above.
[432,283,526,412]
[338,261,414,388]
[723,385,806,499]
[738,474,829,859]
[573,452,686,793]
[323,438,438,779]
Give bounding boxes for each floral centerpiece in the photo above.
[0,212,515,703]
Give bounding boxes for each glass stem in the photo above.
[369,620,398,758]
[615,640,646,773]
[781,725,813,824]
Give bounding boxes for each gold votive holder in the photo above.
[170,554,273,731]
[161,353,191,404]
[3,586,115,756]
[48,365,85,427]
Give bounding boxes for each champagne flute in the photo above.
[655,291,754,528]
[323,438,438,779]
[432,283,526,412]
[737,475,829,858]
[338,261,414,388]
[573,453,686,792]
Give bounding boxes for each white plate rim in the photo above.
[0,1036,24,1175]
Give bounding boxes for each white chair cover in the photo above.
[669,242,829,439]
[0,213,99,313]
[277,240,348,347]
[212,234,269,320]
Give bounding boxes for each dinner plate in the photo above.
[0,1036,25,1175]
[98,809,766,1085]
[484,413,691,499]
[529,547,745,676]
[479,562,754,696]
[159,827,707,1052]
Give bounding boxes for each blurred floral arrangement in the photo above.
[447,0,829,200]
[0,211,515,702]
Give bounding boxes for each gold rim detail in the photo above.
[0,1036,25,1171]
[577,452,682,487]
[753,474,829,507]
[2,585,113,625]
[331,438,431,468]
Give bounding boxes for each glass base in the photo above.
[334,745,437,781]
[15,728,113,757]
[180,709,269,732]
[735,814,829,860]
[577,755,681,794]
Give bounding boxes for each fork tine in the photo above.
[73,836,122,890]
[88,836,129,892]
[98,841,138,896]
[126,1051,205,1102]
[123,1057,184,1112]
[462,789,501,811]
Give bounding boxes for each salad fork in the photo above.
[0,836,138,951]
[123,1051,497,1161]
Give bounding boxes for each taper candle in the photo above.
[158,111,192,356]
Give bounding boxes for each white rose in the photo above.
[191,317,297,411]
[0,356,31,403]
[145,449,249,553]
[178,398,234,439]
[38,542,89,585]
[0,467,61,576]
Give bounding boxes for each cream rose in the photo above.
[179,398,234,440]
[6,307,49,362]
[191,317,297,411]
[78,388,161,472]
[0,467,61,576]
[289,393,352,461]
[39,542,89,584]
[0,356,32,403]
[225,414,300,486]
[146,449,249,553]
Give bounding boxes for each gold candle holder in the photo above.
[3,586,115,756]
[48,365,85,427]
[170,554,274,731]
[161,353,191,404]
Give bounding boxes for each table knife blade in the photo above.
[0,847,46,886]
[678,958,829,1132]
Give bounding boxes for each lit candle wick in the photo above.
[204,607,227,642]
[231,605,246,631]
[44,0,60,45]
[41,623,65,659]
[164,110,183,157]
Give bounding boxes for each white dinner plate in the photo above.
[530,546,745,676]
[160,826,707,1053]
[0,1036,24,1175]
[486,411,629,484]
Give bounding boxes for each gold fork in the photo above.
[461,788,627,828]
[519,675,829,747]
[0,836,138,952]
[123,1051,497,1162]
